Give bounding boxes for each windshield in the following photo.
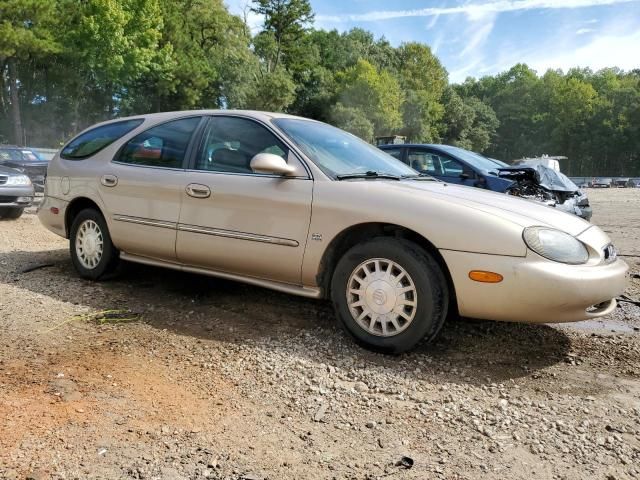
[273,118,417,178]
[20,150,43,161]
[437,145,505,172]
[0,149,23,161]
[488,157,509,167]
[0,148,43,162]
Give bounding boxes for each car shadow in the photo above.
[2,249,572,385]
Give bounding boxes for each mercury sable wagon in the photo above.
[38,111,628,353]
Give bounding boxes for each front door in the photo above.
[407,147,477,186]
[99,116,202,261]
[176,115,313,284]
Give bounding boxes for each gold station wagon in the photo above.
[39,111,628,353]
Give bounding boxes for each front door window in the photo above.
[195,117,289,174]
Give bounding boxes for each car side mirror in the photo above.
[459,172,470,180]
[250,153,296,176]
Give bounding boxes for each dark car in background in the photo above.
[379,143,592,221]
[591,178,612,188]
[0,165,35,219]
[613,178,630,188]
[0,145,49,192]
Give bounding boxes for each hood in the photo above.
[2,159,49,168]
[497,165,578,193]
[385,180,591,236]
[0,164,25,176]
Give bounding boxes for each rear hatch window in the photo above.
[61,119,143,160]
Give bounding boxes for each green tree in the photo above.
[120,0,253,113]
[396,43,447,142]
[0,0,59,144]
[334,59,403,137]
[541,71,596,174]
[251,0,314,71]
[330,103,374,140]
[244,67,296,111]
[441,88,498,152]
[55,0,164,128]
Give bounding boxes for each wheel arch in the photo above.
[65,197,103,238]
[317,222,458,316]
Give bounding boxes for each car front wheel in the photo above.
[69,208,119,280]
[0,207,24,220]
[331,238,449,354]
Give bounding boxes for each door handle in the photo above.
[101,175,118,187]
[186,183,211,199]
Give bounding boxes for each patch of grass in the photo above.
[40,309,142,334]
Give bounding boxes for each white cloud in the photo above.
[458,14,497,57]
[447,18,640,82]
[224,0,264,31]
[529,28,640,72]
[426,13,441,29]
[317,0,639,23]
[449,59,486,80]
[576,27,595,33]
[431,33,444,54]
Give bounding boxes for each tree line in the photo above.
[1,0,639,176]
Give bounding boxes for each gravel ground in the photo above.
[1,188,639,480]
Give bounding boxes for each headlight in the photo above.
[523,226,589,264]
[6,175,32,186]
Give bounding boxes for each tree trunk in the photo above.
[8,58,24,146]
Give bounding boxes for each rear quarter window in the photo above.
[61,119,144,160]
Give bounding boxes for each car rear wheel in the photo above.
[331,237,448,354]
[0,207,24,220]
[69,208,119,280]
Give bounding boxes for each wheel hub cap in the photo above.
[346,258,417,337]
[76,219,104,269]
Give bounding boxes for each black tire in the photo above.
[69,208,119,280]
[0,207,24,220]
[331,237,448,354]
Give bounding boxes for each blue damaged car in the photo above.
[379,143,592,221]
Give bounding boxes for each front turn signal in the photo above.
[469,270,503,283]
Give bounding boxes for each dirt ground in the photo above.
[1,188,639,480]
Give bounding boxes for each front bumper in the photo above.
[441,249,628,324]
[0,185,35,207]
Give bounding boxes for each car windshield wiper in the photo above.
[336,171,401,180]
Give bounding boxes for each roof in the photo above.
[85,110,311,129]
[379,143,441,149]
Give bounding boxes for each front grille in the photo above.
[0,196,17,203]
[0,176,7,185]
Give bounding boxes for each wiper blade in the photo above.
[336,171,401,180]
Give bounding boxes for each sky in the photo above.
[225,0,640,83]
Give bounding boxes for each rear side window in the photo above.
[116,117,201,169]
[61,119,143,160]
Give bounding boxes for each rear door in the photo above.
[99,116,203,261]
[176,115,313,284]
